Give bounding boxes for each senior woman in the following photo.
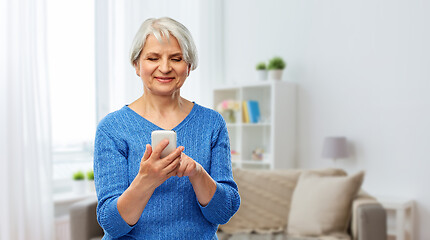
[94,17,240,239]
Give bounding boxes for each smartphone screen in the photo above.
[151,130,177,158]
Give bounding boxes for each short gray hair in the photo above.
[129,17,198,71]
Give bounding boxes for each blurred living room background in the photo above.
[1,0,429,239]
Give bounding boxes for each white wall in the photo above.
[224,0,430,239]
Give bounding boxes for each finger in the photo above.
[187,160,201,177]
[152,139,170,159]
[163,146,184,163]
[167,161,180,178]
[177,153,190,177]
[155,146,184,170]
[176,158,187,178]
[141,144,152,161]
[167,168,178,179]
[183,161,196,177]
[165,157,181,177]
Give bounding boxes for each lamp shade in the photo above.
[322,136,348,159]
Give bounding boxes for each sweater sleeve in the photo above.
[93,126,134,238]
[198,118,241,224]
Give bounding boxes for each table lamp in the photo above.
[322,136,348,161]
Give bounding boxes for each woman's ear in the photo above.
[134,62,140,77]
[187,64,191,76]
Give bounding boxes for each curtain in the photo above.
[0,0,54,239]
[95,0,225,122]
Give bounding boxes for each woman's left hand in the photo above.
[177,152,217,206]
[176,153,202,178]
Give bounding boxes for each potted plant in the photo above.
[87,170,96,192]
[72,171,86,194]
[255,62,267,81]
[267,56,286,80]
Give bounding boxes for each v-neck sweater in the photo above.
[93,103,240,239]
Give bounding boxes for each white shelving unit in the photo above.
[213,81,296,170]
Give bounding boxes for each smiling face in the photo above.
[134,34,190,97]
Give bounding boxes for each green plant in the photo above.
[73,171,85,180]
[267,57,286,70]
[87,170,94,180]
[255,62,267,70]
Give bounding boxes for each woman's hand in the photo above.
[137,139,184,189]
[118,139,183,226]
[176,152,202,178]
[176,153,216,206]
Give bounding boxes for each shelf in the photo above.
[213,80,287,90]
[241,160,270,165]
[54,192,96,205]
[232,160,271,165]
[242,123,270,127]
[226,122,271,127]
[213,81,296,170]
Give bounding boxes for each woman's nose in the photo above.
[158,59,171,73]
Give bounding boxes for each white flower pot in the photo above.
[256,70,268,81]
[268,69,283,80]
[88,180,96,193]
[73,180,87,194]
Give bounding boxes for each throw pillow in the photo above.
[219,169,302,234]
[219,168,347,234]
[287,171,365,236]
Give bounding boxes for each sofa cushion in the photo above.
[219,168,347,234]
[287,171,365,237]
[286,233,351,240]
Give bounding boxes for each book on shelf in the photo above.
[242,100,261,123]
[242,101,250,123]
[248,100,261,123]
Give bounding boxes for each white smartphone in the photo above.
[151,130,177,158]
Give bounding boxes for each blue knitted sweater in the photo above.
[94,103,240,239]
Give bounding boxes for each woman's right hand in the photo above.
[137,139,184,190]
[118,139,183,226]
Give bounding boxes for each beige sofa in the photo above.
[70,168,386,240]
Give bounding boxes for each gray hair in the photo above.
[129,17,198,71]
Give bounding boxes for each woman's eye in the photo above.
[148,58,158,61]
[172,58,182,62]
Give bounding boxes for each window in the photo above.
[46,0,96,188]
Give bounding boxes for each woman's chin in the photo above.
[149,87,179,96]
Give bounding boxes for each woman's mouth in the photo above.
[155,77,174,83]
